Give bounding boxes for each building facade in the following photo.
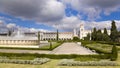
[73,23,91,40]
[39,32,73,40]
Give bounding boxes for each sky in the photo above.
[0,0,120,32]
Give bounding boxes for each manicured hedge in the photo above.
[58,59,117,66]
[0,58,50,65]
[0,52,110,59]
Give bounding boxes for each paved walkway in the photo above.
[0,42,96,55]
[51,42,96,54]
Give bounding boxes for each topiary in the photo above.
[110,45,118,61]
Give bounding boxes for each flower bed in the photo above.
[58,59,117,66]
[0,58,50,65]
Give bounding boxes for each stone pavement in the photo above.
[51,42,96,54]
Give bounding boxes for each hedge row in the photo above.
[0,52,110,59]
[58,59,117,66]
[0,58,50,65]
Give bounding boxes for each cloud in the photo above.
[52,16,80,31]
[0,0,120,32]
[0,0,65,22]
[61,0,120,20]
[0,20,49,33]
[52,16,120,31]
[84,20,120,30]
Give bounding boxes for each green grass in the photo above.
[85,43,112,53]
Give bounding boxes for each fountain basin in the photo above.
[0,36,38,45]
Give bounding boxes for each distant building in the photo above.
[24,32,37,37]
[73,23,91,40]
[39,32,73,40]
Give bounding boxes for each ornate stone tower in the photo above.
[73,28,77,37]
[79,23,84,39]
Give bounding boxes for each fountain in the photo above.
[0,30,38,45]
[14,30,24,38]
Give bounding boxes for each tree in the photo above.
[56,29,59,41]
[110,20,118,41]
[73,36,80,41]
[103,28,110,41]
[91,27,97,41]
[49,41,52,50]
[96,29,103,41]
[104,28,108,35]
[38,31,40,44]
[84,33,90,41]
[110,45,118,61]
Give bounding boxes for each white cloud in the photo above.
[0,20,49,33]
[84,20,120,30]
[0,0,120,32]
[61,0,120,20]
[29,28,49,32]
[0,0,65,22]
[51,16,120,31]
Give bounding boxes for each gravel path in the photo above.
[51,42,96,54]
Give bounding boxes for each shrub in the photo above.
[0,58,50,65]
[74,57,100,61]
[58,59,117,66]
[110,45,118,61]
[73,37,80,41]
[0,53,110,59]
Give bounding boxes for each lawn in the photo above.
[84,43,112,53]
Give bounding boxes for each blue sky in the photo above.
[0,0,120,32]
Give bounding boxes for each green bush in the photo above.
[73,36,80,41]
[58,59,117,66]
[0,58,50,65]
[0,53,110,59]
[110,45,118,61]
[74,57,100,61]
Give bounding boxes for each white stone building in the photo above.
[73,23,91,40]
[39,32,73,40]
[73,23,111,40]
